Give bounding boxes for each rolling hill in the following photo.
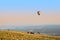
[0,30,60,40]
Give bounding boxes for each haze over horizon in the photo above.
[0,0,60,25]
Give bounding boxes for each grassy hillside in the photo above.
[0,30,60,40]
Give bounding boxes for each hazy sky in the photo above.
[0,0,60,25]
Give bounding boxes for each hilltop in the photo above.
[0,25,60,36]
[0,30,60,40]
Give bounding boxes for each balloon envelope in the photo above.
[37,11,40,15]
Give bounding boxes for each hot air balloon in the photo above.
[37,11,40,15]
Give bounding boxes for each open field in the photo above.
[0,30,60,40]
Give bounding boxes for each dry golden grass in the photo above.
[0,30,60,40]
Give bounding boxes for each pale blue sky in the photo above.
[0,0,60,25]
[0,0,60,15]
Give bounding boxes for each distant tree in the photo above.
[37,32,40,34]
[30,32,34,34]
[27,32,29,34]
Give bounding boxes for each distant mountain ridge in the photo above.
[0,25,60,36]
